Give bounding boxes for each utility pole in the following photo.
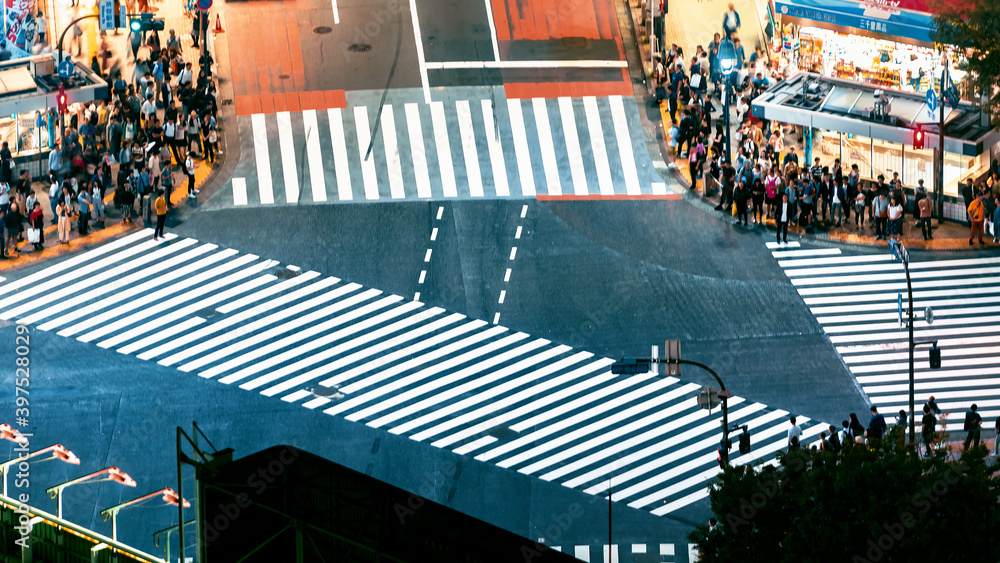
[936,52,947,222]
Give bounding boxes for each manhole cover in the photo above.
[313,26,333,34]
[220,99,233,106]
[561,37,588,49]
[278,74,290,79]
[348,43,372,52]
[275,269,301,279]
[195,308,219,319]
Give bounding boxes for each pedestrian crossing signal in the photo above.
[57,83,67,114]
[913,129,924,150]
[739,430,751,454]
[929,344,941,369]
[611,357,646,375]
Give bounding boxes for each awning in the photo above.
[775,0,936,46]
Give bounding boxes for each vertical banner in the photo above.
[4,0,37,58]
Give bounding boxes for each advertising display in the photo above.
[3,0,36,59]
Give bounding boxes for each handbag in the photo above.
[27,228,40,243]
[690,73,702,89]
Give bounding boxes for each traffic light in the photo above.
[665,339,681,377]
[929,343,941,369]
[913,128,924,150]
[56,83,67,114]
[739,429,751,454]
[129,13,165,33]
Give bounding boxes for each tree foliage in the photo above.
[688,430,1000,562]
[931,0,1000,129]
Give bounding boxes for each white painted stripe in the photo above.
[829,323,1000,344]
[407,0,430,103]
[504,268,511,282]
[506,101,536,197]
[558,97,588,196]
[813,295,1000,315]
[331,0,339,23]
[430,101,458,198]
[437,206,444,220]
[430,227,438,240]
[328,108,353,201]
[500,383,698,471]
[424,249,432,262]
[475,373,664,463]
[455,100,484,197]
[240,301,432,391]
[189,286,379,377]
[0,230,152,296]
[845,344,1000,366]
[282,389,313,404]
[266,312,465,398]
[818,304,1000,324]
[632,544,646,554]
[354,106,380,200]
[482,0,499,60]
[510,247,517,260]
[777,253,891,268]
[870,387,1000,405]
[582,96,613,196]
[805,287,1000,306]
[770,248,841,258]
[372,339,555,429]
[116,316,207,356]
[822,313,1000,334]
[381,105,406,199]
[661,544,675,556]
[251,113,274,204]
[792,266,1000,286]
[214,293,405,384]
[498,290,506,304]
[404,103,432,199]
[343,332,532,423]
[99,263,275,350]
[171,281,361,370]
[608,96,640,196]
[857,365,1000,384]
[64,250,245,339]
[319,319,486,391]
[531,98,562,196]
[653,488,710,517]
[862,376,1000,394]
[481,99,510,197]
[216,270,318,313]
[453,435,497,456]
[521,204,527,218]
[302,110,327,203]
[427,359,611,448]
[0,236,176,320]
[764,241,800,249]
[276,111,300,203]
[19,240,199,325]
[574,546,590,562]
[140,273,331,362]
[404,351,592,441]
[418,270,426,283]
[424,60,629,69]
[651,182,667,195]
[231,177,248,206]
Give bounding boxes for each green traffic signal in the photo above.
[129,18,142,32]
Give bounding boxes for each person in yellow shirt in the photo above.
[153,189,167,241]
[968,192,986,246]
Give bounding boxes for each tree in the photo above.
[688,430,1000,562]
[931,0,1000,129]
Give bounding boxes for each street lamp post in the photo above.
[0,443,79,497]
[101,487,190,541]
[46,466,137,520]
[718,38,737,167]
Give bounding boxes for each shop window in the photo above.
[815,129,841,172]
[903,145,935,192]
[872,140,903,184]
[843,134,872,179]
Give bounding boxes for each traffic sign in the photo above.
[57,60,74,79]
[98,0,115,30]
[197,0,212,10]
[925,88,937,113]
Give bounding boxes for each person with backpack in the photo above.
[764,167,781,219]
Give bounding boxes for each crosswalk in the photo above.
[547,542,695,562]
[771,243,1000,430]
[0,230,823,517]
[219,95,664,207]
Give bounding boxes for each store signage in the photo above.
[98,0,115,31]
[777,0,935,44]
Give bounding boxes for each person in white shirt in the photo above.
[140,95,156,126]
[776,192,790,243]
[184,154,197,199]
[787,416,802,446]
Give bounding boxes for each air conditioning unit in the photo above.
[28,54,55,77]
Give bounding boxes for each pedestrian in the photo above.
[969,192,986,245]
[153,189,167,240]
[918,189,933,240]
[48,175,60,223]
[776,192,790,243]
[77,188,91,236]
[827,424,842,452]
[873,189,889,240]
[56,195,71,244]
[848,413,865,442]
[734,180,749,226]
[921,404,936,457]
[185,153,197,199]
[161,165,174,206]
[204,125,217,165]
[750,177,765,225]
[926,395,941,415]
[28,202,43,251]
[992,196,1000,244]
[114,181,135,223]
[91,180,105,228]
[963,404,982,450]
[886,195,903,242]
[3,201,22,256]
[867,406,887,440]
[722,3,741,38]
[787,416,802,447]
[994,417,1000,457]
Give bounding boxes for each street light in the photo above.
[46,466,137,520]
[101,487,190,541]
[0,443,80,497]
[889,240,942,444]
[0,423,29,446]
[718,38,737,167]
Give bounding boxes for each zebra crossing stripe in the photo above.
[328,108,353,201]
[481,99,510,197]
[0,234,827,520]
[251,114,275,204]
[583,96,613,196]
[558,97,588,196]
[276,111,300,204]
[405,103,432,199]
[506,99,536,197]
[609,95,640,196]
[532,97,562,196]
[232,177,249,206]
[381,105,406,199]
[456,100,484,198]
[430,101,458,198]
[302,110,327,203]
[354,106,379,200]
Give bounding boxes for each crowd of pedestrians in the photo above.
[659,7,1000,244]
[789,397,1000,459]
[0,25,219,258]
